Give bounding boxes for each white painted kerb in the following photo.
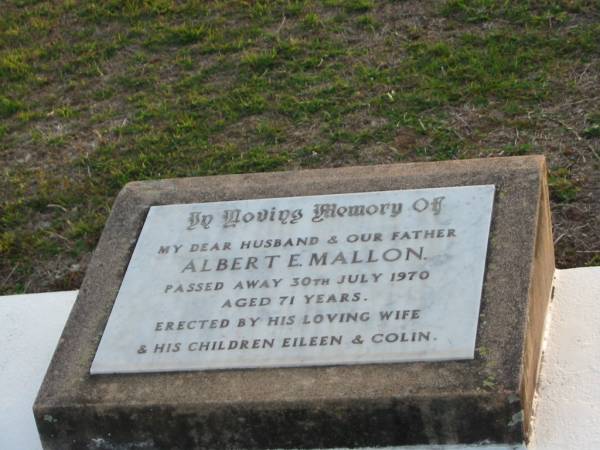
[0,291,76,450]
[1,267,599,449]
[529,267,600,450]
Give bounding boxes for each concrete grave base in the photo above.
[34,156,554,449]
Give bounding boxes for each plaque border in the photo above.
[91,185,496,375]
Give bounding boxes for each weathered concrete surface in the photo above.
[0,291,524,450]
[34,156,554,449]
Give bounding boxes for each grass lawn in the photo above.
[1,0,599,294]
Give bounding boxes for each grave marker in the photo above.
[34,156,554,449]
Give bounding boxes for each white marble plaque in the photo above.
[91,185,495,374]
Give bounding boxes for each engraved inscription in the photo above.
[91,186,495,374]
